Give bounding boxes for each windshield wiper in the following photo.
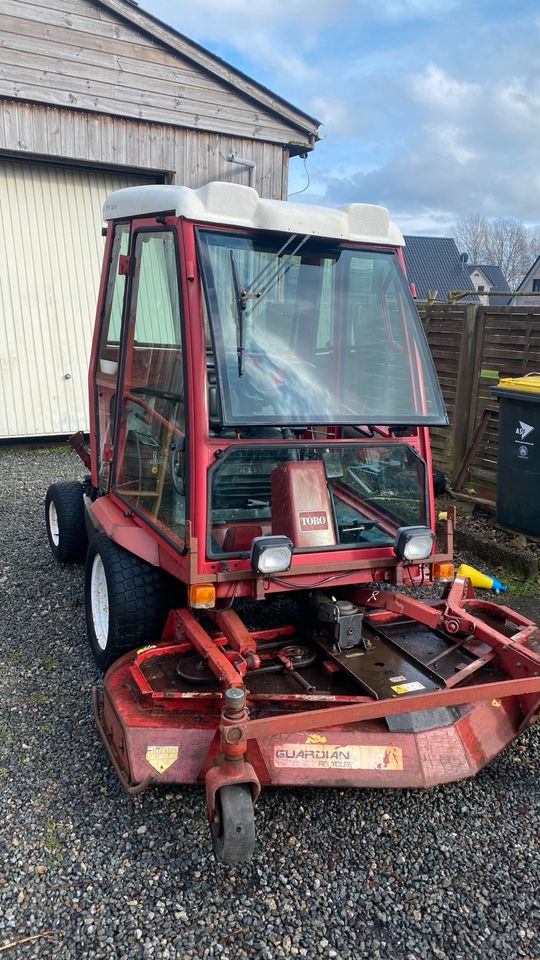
[229,234,310,376]
[248,234,310,313]
[229,250,258,377]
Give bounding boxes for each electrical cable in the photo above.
[266,571,362,590]
[287,157,311,199]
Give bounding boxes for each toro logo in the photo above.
[299,511,329,531]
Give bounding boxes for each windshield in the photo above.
[208,442,426,557]
[197,229,447,427]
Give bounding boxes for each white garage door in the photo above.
[0,158,159,438]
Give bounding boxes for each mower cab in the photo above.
[46,182,540,864]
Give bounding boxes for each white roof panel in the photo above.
[103,181,404,246]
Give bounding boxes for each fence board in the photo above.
[420,302,540,498]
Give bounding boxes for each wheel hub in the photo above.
[48,501,60,546]
[90,554,110,651]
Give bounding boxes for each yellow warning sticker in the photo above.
[274,744,403,771]
[391,681,425,694]
[145,745,179,773]
[305,733,327,744]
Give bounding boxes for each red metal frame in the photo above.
[86,215,443,596]
[96,571,540,803]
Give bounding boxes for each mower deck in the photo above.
[94,578,540,797]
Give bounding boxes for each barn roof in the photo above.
[96,0,321,152]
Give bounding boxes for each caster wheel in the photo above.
[210,784,256,865]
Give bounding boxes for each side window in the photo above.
[115,231,186,544]
[95,223,130,476]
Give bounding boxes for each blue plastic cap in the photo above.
[491,578,507,592]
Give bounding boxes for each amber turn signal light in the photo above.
[432,561,455,581]
[189,584,216,609]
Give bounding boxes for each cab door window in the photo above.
[95,222,130,477]
[115,230,186,544]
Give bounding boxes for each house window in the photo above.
[477,285,485,292]
[532,279,540,292]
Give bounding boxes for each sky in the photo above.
[140,0,540,236]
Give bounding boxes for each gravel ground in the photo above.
[1,445,539,960]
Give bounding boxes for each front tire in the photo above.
[210,784,256,865]
[84,533,167,671]
[45,481,88,563]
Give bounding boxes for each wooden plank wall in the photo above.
[468,308,540,494]
[0,0,311,146]
[420,303,540,497]
[418,304,471,480]
[0,99,289,199]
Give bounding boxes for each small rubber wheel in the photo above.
[45,481,88,563]
[84,532,168,671]
[210,784,256,865]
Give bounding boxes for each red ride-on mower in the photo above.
[46,182,540,864]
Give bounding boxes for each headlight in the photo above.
[394,525,435,562]
[250,536,293,574]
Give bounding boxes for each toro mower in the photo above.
[45,182,540,864]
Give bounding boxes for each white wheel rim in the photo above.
[48,501,60,547]
[91,555,109,651]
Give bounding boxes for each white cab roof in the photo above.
[103,181,404,246]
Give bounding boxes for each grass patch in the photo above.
[43,820,64,865]
[43,658,60,670]
[506,577,540,598]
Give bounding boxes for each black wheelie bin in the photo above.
[492,374,540,535]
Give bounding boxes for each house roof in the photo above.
[468,264,511,304]
[96,0,321,152]
[509,254,540,305]
[402,235,478,302]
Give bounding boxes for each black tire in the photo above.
[210,784,256,865]
[45,481,88,563]
[84,532,168,671]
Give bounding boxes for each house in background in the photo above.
[508,256,540,306]
[402,236,478,302]
[0,0,319,440]
[467,264,511,305]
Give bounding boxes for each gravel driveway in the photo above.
[1,446,539,960]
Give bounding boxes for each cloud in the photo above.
[410,63,480,111]
[370,0,458,20]
[309,96,353,136]
[141,0,540,232]
[144,0,351,82]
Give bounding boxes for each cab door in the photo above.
[92,221,130,488]
[113,224,187,549]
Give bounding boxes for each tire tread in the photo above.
[45,481,88,563]
[85,532,167,669]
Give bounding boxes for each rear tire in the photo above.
[84,532,168,671]
[210,784,256,865]
[45,481,88,563]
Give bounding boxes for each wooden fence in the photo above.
[420,303,540,498]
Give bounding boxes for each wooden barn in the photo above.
[0,0,320,438]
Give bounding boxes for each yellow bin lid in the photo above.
[496,373,540,394]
